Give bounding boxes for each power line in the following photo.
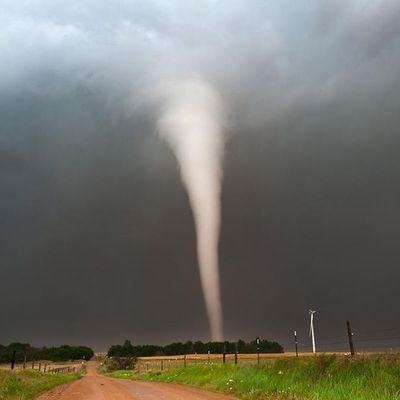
[356,327,400,336]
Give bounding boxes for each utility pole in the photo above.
[294,330,298,357]
[256,337,260,365]
[346,320,355,356]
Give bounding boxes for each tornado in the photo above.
[157,78,226,341]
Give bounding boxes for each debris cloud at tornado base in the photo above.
[157,78,226,341]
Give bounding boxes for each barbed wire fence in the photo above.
[135,321,400,373]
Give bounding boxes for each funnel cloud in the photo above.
[1,0,400,349]
[157,78,226,341]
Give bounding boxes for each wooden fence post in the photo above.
[11,350,17,370]
[235,342,238,365]
[223,342,227,364]
[346,320,355,356]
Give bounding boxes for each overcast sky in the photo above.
[1,0,400,351]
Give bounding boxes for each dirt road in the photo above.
[37,361,236,400]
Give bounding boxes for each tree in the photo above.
[107,340,135,357]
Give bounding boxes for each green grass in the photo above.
[0,369,80,400]
[107,370,135,379]
[130,354,400,399]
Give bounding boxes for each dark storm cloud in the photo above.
[1,1,399,123]
[0,148,28,172]
[1,0,400,349]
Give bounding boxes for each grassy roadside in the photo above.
[107,370,135,379]
[0,369,80,400]
[111,354,400,399]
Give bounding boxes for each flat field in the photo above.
[127,353,400,400]
[135,352,345,373]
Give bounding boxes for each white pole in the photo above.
[310,311,317,353]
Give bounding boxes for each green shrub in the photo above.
[104,356,136,372]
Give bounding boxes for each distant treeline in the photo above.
[0,343,94,363]
[108,339,283,357]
